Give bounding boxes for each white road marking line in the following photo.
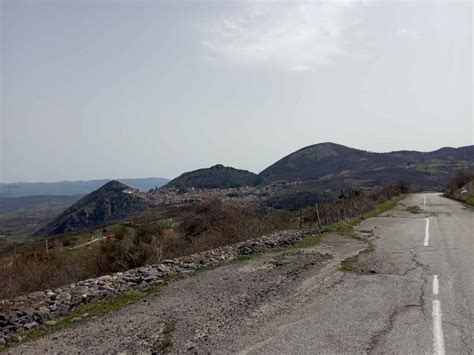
[433,275,439,295]
[423,194,426,207]
[432,300,445,355]
[424,218,430,247]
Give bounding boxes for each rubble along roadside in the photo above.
[0,229,313,347]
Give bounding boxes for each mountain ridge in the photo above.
[259,142,474,189]
[0,177,169,197]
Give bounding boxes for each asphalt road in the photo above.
[242,193,473,354]
[8,193,473,354]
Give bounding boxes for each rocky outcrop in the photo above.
[0,229,312,345]
[34,180,149,236]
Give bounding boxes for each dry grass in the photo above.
[0,185,405,301]
[0,248,102,300]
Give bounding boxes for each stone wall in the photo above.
[0,229,313,345]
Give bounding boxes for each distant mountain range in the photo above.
[29,142,474,236]
[162,143,474,192]
[6,143,471,199]
[35,180,150,236]
[0,177,169,197]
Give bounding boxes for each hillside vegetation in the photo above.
[443,171,474,206]
[259,142,474,191]
[163,143,474,201]
[1,182,405,299]
[165,164,260,190]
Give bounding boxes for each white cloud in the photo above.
[200,1,363,71]
[396,28,421,39]
[290,65,314,72]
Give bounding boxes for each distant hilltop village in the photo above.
[34,142,474,236]
[146,181,303,206]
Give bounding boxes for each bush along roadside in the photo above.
[443,170,474,207]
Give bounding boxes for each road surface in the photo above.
[8,193,473,354]
[242,193,473,354]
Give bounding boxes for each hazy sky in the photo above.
[1,0,472,182]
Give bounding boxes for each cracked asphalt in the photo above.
[241,193,473,354]
[8,193,473,354]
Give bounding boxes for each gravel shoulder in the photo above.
[7,233,367,354]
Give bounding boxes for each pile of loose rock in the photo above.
[0,229,312,345]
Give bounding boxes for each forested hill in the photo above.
[259,142,474,191]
